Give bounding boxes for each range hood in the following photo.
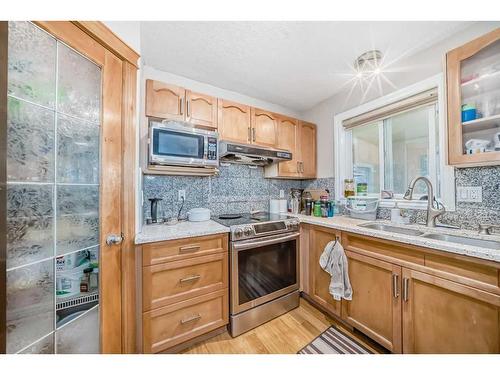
[219,141,292,166]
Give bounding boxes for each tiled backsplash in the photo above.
[377,166,500,230]
[142,164,498,230]
[142,164,334,222]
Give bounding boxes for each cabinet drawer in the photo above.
[143,252,228,311]
[142,233,228,266]
[424,253,500,290]
[143,289,228,353]
[342,233,425,266]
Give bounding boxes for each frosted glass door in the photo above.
[6,21,101,354]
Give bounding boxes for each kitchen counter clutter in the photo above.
[135,220,230,244]
[295,214,500,263]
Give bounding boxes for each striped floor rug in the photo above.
[298,326,374,354]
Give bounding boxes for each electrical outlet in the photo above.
[457,186,482,203]
[279,189,285,198]
[178,189,186,201]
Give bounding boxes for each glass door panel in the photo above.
[460,39,500,154]
[6,21,101,354]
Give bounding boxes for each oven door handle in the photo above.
[232,232,300,251]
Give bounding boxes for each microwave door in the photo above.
[151,128,205,165]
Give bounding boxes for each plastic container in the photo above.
[357,182,368,196]
[56,263,88,296]
[345,197,379,220]
[461,104,477,122]
[327,201,335,217]
[313,201,322,217]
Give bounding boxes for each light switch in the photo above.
[457,186,482,203]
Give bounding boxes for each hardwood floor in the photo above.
[181,298,385,354]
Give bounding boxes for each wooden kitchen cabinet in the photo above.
[139,233,229,353]
[299,121,317,178]
[341,250,402,353]
[186,90,218,129]
[304,225,500,353]
[264,118,317,179]
[251,108,278,148]
[218,99,252,144]
[146,79,185,120]
[402,268,500,353]
[307,226,342,317]
[446,28,500,166]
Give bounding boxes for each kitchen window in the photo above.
[335,75,455,210]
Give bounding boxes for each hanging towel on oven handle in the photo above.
[319,237,352,301]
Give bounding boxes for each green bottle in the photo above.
[313,201,322,217]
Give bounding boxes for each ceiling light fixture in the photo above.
[354,49,383,78]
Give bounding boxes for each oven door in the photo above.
[231,232,299,315]
[150,126,208,166]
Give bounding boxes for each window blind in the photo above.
[343,88,438,129]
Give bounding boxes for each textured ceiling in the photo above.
[140,21,471,111]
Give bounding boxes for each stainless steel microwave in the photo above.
[149,120,219,168]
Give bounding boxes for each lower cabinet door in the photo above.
[143,289,229,353]
[402,268,500,353]
[309,226,342,316]
[341,251,402,353]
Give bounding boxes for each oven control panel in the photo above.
[231,218,300,241]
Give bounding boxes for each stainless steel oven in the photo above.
[149,120,218,168]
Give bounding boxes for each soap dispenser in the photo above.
[390,202,402,224]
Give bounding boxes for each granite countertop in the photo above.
[295,214,500,263]
[135,219,230,244]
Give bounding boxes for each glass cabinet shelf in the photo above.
[447,28,500,165]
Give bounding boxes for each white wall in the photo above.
[301,21,500,178]
[141,65,301,118]
[103,21,141,54]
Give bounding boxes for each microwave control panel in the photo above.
[207,137,218,160]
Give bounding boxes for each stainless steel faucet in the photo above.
[403,176,445,228]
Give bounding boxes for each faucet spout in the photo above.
[403,176,445,228]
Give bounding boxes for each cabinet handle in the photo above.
[179,244,201,253]
[392,274,399,298]
[252,128,256,142]
[248,127,252,142]
[187,99,191,117]
[179,274,201,283]
[297,161,300,173]
[179,97,184,115]
[180,313,201,324]
[402,277,409,302]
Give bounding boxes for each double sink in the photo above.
[358,222,500,250]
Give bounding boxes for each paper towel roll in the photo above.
[279,199,288,213]
[270,199,281,213]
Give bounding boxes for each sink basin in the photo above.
[358,223,425,236]
[420,233,500,250]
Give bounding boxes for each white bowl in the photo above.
[187,208,211,222]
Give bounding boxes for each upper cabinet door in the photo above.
[186,90,217,129]
[446,28,500,167]
[218,99,251,144]
[277,116,300,176]
[145,79,185,121]
[299,121,317,178]
[251,108,277,148]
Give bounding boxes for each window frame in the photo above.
[334,74,456,211]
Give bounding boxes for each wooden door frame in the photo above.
[33,21,139,354]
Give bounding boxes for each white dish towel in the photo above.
[319,238,352,301]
